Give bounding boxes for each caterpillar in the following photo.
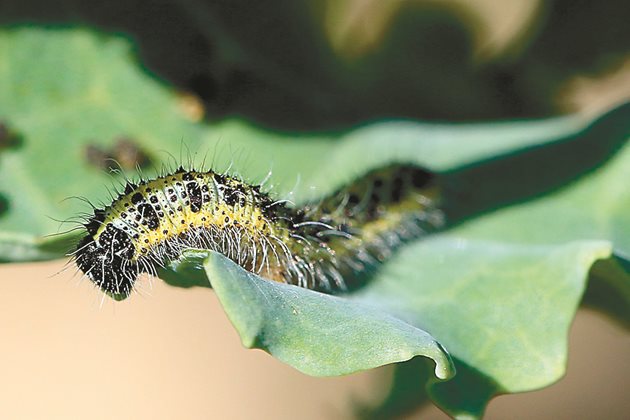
[72,165,444,300]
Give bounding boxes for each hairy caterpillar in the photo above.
[73,165,444,300]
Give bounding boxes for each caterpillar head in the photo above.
[74,224,138,300]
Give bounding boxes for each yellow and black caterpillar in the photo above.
[73,165,443,300]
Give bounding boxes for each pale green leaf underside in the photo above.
[203,251,455,379]
[352,237,612,418]
[172,237,613,418]
[455,140,630,256]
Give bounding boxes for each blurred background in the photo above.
[1,0,630,418]
[3,0,630,128]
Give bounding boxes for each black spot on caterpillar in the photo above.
[72,165,444,300]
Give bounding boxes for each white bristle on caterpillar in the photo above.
[71,165,444,300]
